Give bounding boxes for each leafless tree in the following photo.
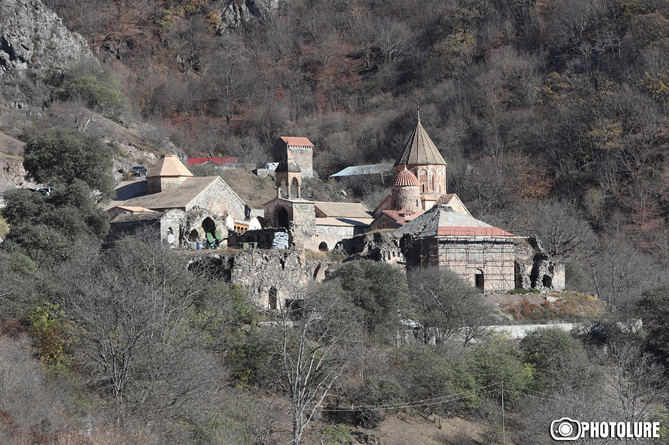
[208,34,253,125]
[408,267,493,346]
[602,340,669,423]
[373,18,413,66]
[59,238,222,418]
[273,282,362,445]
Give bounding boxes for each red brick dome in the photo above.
[391,168,420,187]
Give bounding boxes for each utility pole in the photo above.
[501,381,506,445]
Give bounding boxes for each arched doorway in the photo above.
[543,275,552,288]
[475,269,484,292]
[276,207,290,229]
[202,217,216,236]
[189,229,199,241]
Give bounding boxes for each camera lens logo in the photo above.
[551,418,582,441]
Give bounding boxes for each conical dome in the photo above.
[391,167,420,187]
[395,118,446,167]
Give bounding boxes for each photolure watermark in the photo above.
[550,417,660,441]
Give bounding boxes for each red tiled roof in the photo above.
[437,227,514,237]
[281,137,314,147]
[187,157,237,166]
[391,168,420,187]
[383,209,423,224]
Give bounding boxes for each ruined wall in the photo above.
[347,230,405,265]
[229,228,289,249]
[313,224,360,251]
[188,178,247,220]
[515,237,566,293]
[199,249,338,309]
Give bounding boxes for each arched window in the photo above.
[290,177,300,199]
[318,242,328,251]
[418,169,428,193]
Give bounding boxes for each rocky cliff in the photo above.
[0,0,94,108]
[211,0,280,33]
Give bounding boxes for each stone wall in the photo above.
[290,202,316,249]
[346,230,405,265]
[515,237,566,293]
[229,228,289,249]
[147,176,187,194]
[188,177,248,220]
[313,224,369,252]
[436,238,516,292]
[198,249,338,309]
[288,146,314,178]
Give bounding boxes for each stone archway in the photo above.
[318,242,328,251]
[276,207,290,229]
[290,177,300,199]
[202,217,216,235]
[189,229,199,241]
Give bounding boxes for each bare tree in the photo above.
[208,34,253,124]
[373,18,413,65]
[603,340,669,423]
[59,238,222,417]
[407,267,493,346]
[274,282,362,445]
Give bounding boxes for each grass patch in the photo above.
[304,249,348,262]
[508,288,541,295]
[219,169,276,210]
[501,292,606,321]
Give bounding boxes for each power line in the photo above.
[321,382,503,412]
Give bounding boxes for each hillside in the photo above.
[0,0,665,262]
[2,0,669,444]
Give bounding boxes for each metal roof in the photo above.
[330,163,394,178]
[395,119,447,167]
[315,217,373,227]
[397,204,513,238]
[314,201,373,218]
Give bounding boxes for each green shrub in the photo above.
[508,288,541,295]
[55,61,128,119]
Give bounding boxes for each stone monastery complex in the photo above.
[106,114,565,306]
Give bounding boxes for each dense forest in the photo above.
[3,0,669,443]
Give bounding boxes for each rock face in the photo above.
[211,0,280,32]
[0,0,94,107]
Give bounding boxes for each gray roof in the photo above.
[397,204,513,238]
[121,177,220,210]
[330,163,394,178]
[314,201,373,218]
[395,120,447,167]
